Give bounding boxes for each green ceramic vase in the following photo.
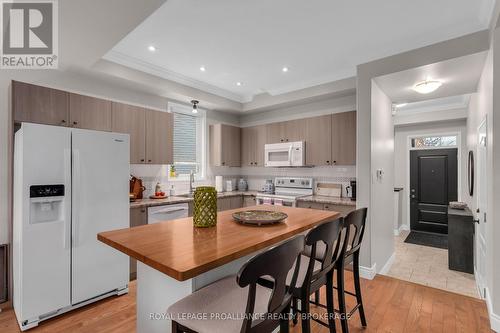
[193,186,217,228]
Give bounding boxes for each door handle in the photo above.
[473,219,480,224]
[410,194,416,199]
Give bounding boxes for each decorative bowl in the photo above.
[232,210,288,226]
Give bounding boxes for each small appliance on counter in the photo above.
[315,182,341,197]
[238,178,248,191]
[226,179,237,192]
[130,175,146,200]
[262,179,275,194]
[346,180,357,201]
[215,176,224,193]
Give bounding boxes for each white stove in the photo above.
[256,177,313,207]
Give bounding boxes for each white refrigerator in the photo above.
[13,123,130,330]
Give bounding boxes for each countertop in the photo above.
[129,191,260,209]
[98,206,340,281]
[130,191,356,209]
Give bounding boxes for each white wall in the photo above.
[467,37,500,329]
[370,81,395,273]
[394,120,468,230]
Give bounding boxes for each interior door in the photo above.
[410,148,458,234]
[476,120,487,296]
[71,129,130,304]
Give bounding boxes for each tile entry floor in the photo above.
[384,230,480,298]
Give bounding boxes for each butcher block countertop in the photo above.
[98,206,339,281]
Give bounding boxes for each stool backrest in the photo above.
[305,219,344,283]
[344,208,368,256]
[237,235,305,333]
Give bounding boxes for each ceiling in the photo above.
[104,0,495,103]
[374,51,488,104]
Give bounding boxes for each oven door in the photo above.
[265,144,292,167]
[256,196,296,207]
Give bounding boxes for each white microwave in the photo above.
[264,141,305,167]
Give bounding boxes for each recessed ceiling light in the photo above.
[282,67,289,72]
[148,45,156,52]
[236,82,242,86]
[200,66,206,72]
[395,103,407,108]
[413,79,442,94]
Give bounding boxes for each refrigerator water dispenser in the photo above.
[29,185,65,224]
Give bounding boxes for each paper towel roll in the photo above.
[215,176,224,193]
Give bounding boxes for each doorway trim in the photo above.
[404,131,462,231]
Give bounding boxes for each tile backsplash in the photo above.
[130,164,356,197]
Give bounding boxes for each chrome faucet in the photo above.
[189,170,195,194]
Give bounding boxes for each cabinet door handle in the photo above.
[326,160,330,164]
[140,159,145,162]
[280,139,284,142]
[148,159,152,163]
[61,120,66,124]
[333,161,337,165]
[73,121,78,126]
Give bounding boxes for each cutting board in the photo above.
[316,183,342,197]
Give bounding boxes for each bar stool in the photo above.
[335,208,368,333]
[304,208,368,333]
[290,219,347,333]
[167,235,305,333]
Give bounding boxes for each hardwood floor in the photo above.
[0,272,492,333]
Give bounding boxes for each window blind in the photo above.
[173,112,198,175]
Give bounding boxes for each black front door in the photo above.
[410,148,458,234]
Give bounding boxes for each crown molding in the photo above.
[103,50,250,103]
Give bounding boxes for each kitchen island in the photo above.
[98,206,340,333]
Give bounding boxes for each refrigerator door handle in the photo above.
[64,148,71,249]
[72,149,80,247]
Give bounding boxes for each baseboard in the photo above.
[359,263,377,280]
[485,287,500,332]
[378,252,395,275]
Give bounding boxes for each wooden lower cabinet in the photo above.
[243,196,256,207]
[129,207,147,280]
[296,201,324,210]
[296,201,355,217]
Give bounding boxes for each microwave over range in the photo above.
[264,141,305,167]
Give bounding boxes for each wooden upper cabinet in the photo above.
[265,122,284,144]
[146,110,174,165]
[331,111,356,165]
[111,102,146,164]
[305,114,332,166]
[69,93,112,131]
[210,124,241,167]
[241,125,266,166]
[283,119,306,142]
[12,81,69,126]
[265,119,306,143]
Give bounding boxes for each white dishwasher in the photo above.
[148,203,189,224]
